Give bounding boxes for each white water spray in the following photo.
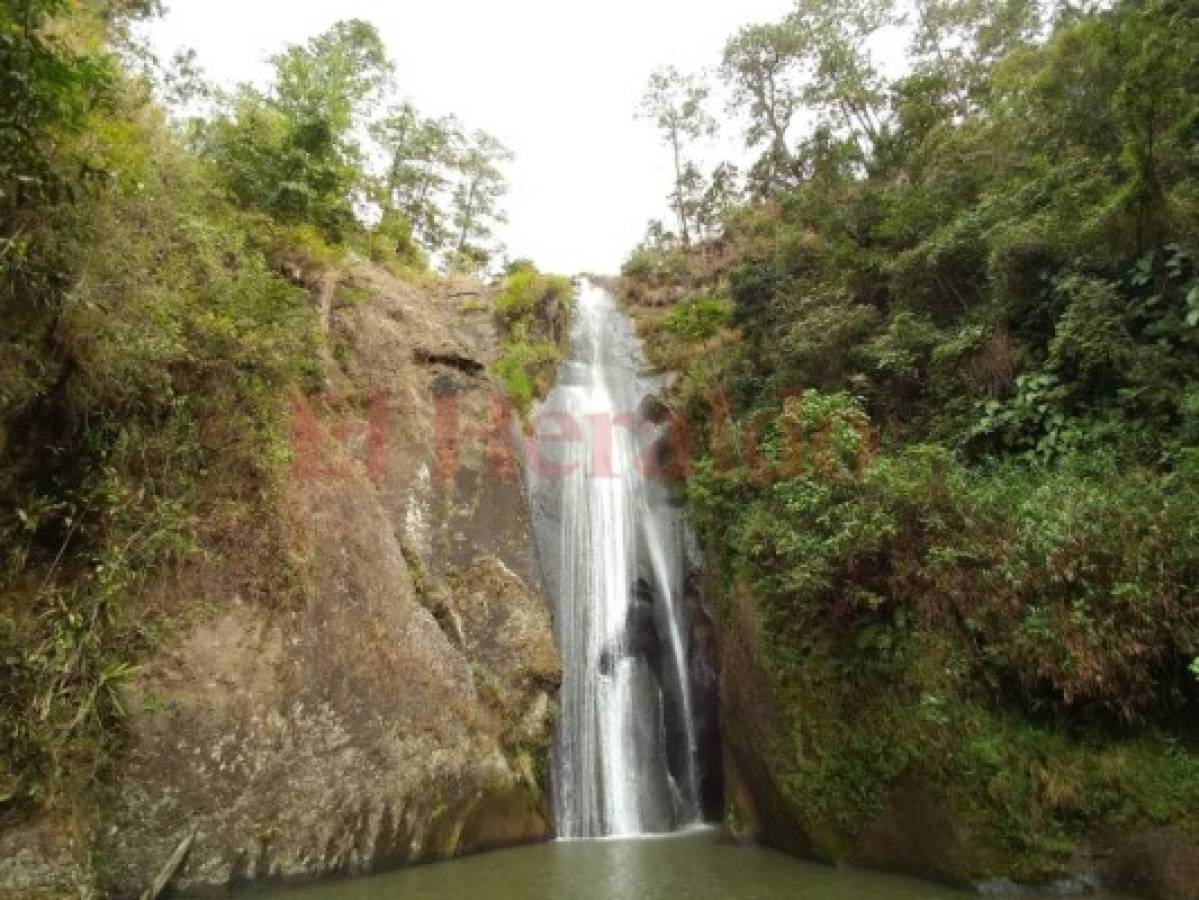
[530,282,703,838]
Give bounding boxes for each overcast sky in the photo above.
[142,0,796,274]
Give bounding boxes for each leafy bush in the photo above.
[0,0,120,217]
[494,336,561,417]
[365,208,426,272]
[689,421,1199,859]
[496,267,574,331]
[492,264,576,418]
[620,247,691,284]
[662,296,733,342]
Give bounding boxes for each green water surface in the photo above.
[234,829,1132,900]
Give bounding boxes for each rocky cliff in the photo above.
[718,576,1199,900]
[0,264,560,898]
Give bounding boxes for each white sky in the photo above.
[143,0,797,274]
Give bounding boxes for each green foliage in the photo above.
[637,66,717,246]
[779,688,1199,877]
[492,264,576,417]
[662,296,733,342]
[688,418,1199,867]
[0,0,118,214]
[496,268,572,329]
[621,246,690,283]
[269,19,390,136]
[494,336,561,419]
[1,128,322,807]
[201,94,361,239]
[447,129,512,270]
[629,0,1199,875]
[0,0,519,831]
[0,4,323,811]
[198,20,391,242]
[373,103,461,252]
[195,19,512,269]
[721,21,807,193]
[366,207,426,272]
[969,372,1075,461]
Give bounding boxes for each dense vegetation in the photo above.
[626,0,1199,879]
[0,0,525,821]
[4,0,1196,890]
[493,261,576,418]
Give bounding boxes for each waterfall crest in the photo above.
[530,282,715,839]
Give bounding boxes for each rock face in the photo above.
[717,578,1199,900]
[31,265,560,897]
[717,582,817,860]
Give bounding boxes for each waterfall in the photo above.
[529,282,712,839]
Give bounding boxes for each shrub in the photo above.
[0,106,323,808]
[663,296,734,342]
[494,336,561,417]
[492,265,576,418]
[620,247,691,284]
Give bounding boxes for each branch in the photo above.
[140,828,197,900]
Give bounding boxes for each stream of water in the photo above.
[529,281,710,837]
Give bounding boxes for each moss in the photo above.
[744,579,1199,882]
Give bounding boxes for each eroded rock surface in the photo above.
[84,266,560,895]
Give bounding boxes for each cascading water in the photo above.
[529,281,718,839]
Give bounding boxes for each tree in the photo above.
[642,218,678,251]
[270,18,391,136]
[786,0,899,157]
[160,47,212,112]
[721,21,807,193]
[373,102,462,251]
[679,161,744,243]
[200,19,392,240]
[677,162,709,244]
[909,0,1044,115]
[637,66,716,247]
[697,162,742,237]
[449,128,512,271]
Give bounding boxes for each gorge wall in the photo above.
[717,576,1199,900]
[0,265,560,898]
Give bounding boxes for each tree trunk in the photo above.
[457,180,478,253]
[671,129,691,247]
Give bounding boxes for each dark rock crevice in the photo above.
[413,348,485,375]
